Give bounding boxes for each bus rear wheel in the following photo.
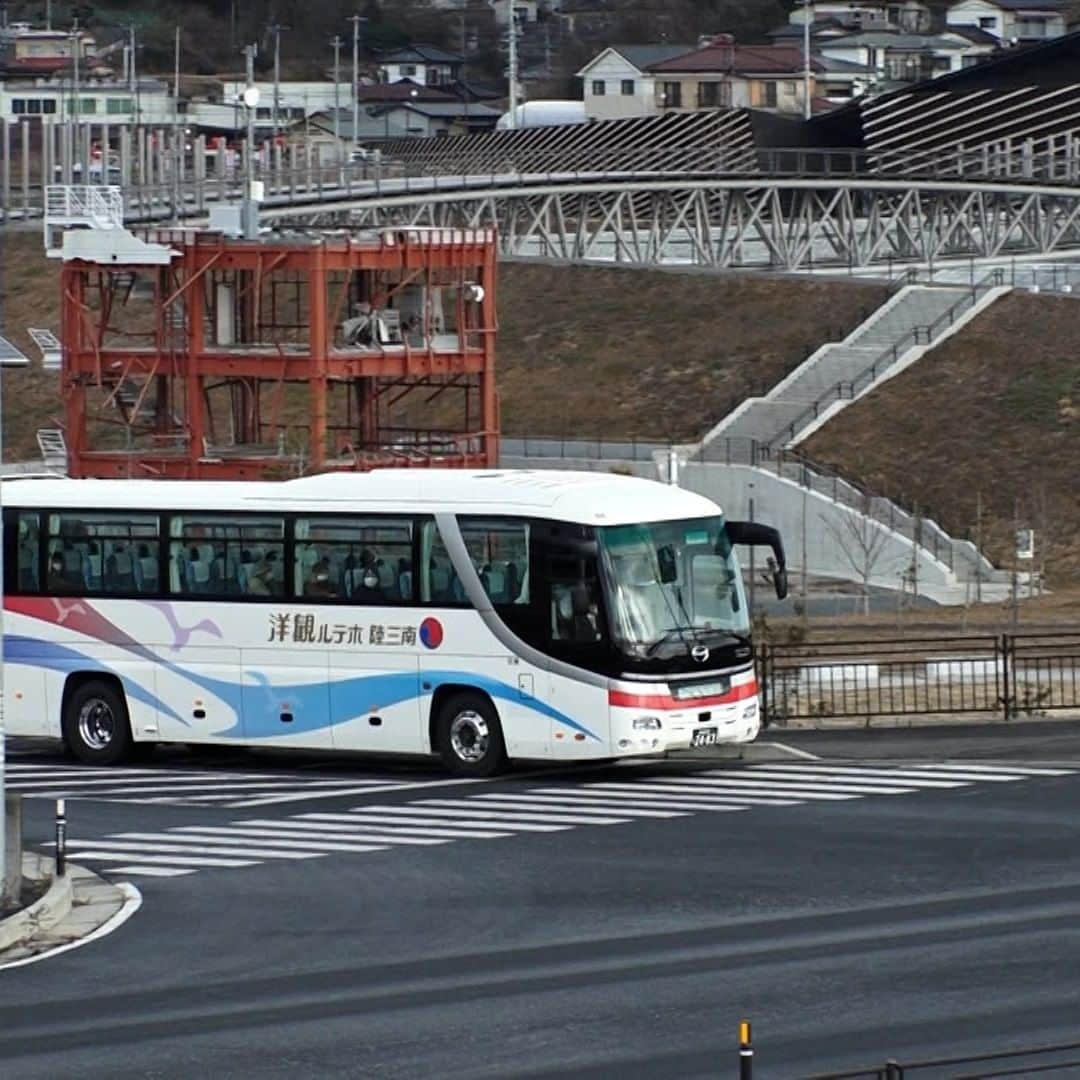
[435,692,507,778]
[63,679,133,766]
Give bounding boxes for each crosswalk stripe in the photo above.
[107,866,196,878]
[174,825,446,848]
[227,787,401,808]
[554,784,800,806]
[739,767,970,788]
[586,781,860,801]
[656,776,917,796]
[189,819,514,841]
[918,763,1076,777]
[414,799,630,825]
[341,808,571,832]
[113,832,333,856]
[172,827,391,852]
[466,794,686,816]
[67,851,258,868]
[513,789,771,810]
[71,839,322,860]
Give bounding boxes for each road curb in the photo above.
[0,853,73,953]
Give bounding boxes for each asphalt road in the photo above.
[2,726,1080,1080]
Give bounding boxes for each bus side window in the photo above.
[16,512,40,592]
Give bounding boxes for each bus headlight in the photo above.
[632,716,661,730]
[742,703,758,719]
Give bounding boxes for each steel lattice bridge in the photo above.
[258,173,1080,273]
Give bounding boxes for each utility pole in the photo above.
[172,24,181,223]
[460,5,469,133]
[242,42,259,239]
[507,4,518,129]
[331,35,343,158]
[348,15,366,153]
[270,23,287,143]
[71,19,80,177]
[803,0,813,120]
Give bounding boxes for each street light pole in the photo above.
[331,35,343,160]
[348,15,366,153]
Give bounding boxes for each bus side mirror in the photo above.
[725,521,789,601]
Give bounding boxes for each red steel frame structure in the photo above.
[60,227,499,479]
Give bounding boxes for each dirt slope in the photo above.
[497,262,888,442]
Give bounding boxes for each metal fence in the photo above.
[758,633,1080,726]
[801,1037,1080,1078]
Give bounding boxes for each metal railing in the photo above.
[765,271,1005,453]
[758,632,1080,726]
[801,1036,1080,1078]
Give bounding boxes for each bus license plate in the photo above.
[691,727,718,748]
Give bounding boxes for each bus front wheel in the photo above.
[435,692,507,778]
[63,679,133,766]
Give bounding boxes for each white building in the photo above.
[0,77,172,125]
[576,44,695,121]
[376,45,463,87]
[945,0,1065,43]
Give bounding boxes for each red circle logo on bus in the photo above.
[420,618,443,649]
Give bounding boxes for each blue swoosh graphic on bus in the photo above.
[4,635,189,727]
[6,634,600,743]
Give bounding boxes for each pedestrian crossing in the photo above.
[1,761,435,808]
[53,761,1075,880]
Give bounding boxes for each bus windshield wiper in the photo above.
[643,626,700,658]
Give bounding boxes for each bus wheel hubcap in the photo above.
[78,699,115,751]
[450,711,489,763]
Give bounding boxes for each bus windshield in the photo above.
[597,516,750,658]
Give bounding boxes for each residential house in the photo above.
[576,44,696,121]
[818,29,995,83]
[301,98,499,152]
[646,37,819,116]
[946,0,1066,43]
[376,45,463,87]
[789,1,933,33]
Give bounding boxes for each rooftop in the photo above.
[648,42,828,74]
[377,44,464,66]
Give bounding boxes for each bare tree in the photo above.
[821,494,892,615]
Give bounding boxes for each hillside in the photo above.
[496,263,888,442]
[801,291,1080,586]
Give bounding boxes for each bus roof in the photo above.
[1,470,723,526]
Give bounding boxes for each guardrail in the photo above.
[758,632,1080,726]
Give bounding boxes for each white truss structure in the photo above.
[265,178,1080,272]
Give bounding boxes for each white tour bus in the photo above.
[2,470,787,776]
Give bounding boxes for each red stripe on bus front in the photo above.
[609,681,758,710]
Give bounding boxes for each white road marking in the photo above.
[741,766,970,788]
[414,799,630,825]
[66,851,258,868]
[586,780,859,801]
[106,867,196,878]
[467,794,689,817]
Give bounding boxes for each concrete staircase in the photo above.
[701,284,987,449]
